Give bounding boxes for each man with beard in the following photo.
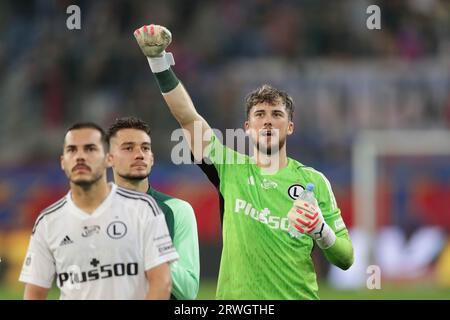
[133,24,354,299]
[107,116,199,300]
[19,122,178,299]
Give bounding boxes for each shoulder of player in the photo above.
[207,132,251,165]
[115,187,162,216]
[294,163,331,185]
[32,196,68,234]
[166,197,196,218]
[296,164,337,203]
[147,189,193,211]
[150,189,196,218]
[148,188,174,203]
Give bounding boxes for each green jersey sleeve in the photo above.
[166,199,200,300]
[147,188,200,300]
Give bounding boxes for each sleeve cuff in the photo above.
[19,275,53,289]
[316,223,337,249]
[145,252,179,271]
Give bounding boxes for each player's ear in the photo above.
[106,152,113,168]
[60,155,65,171]
[244,121,250,134]
[287,121,294,135]
[149,151,154,166]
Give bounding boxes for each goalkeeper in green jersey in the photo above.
[107,116,200,300]
[133,24,354,300]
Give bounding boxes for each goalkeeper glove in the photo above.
[287,199,336,249]
[133,24,175,73]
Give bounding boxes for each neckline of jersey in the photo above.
[66,183,117,220]
[251,157,295,176]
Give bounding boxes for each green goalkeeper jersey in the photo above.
[147,187,200,300]
[198,133,349,300]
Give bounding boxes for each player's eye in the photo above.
[142,146,151,152]
[273,112,283,118]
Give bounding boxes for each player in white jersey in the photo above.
[19,122,178,300]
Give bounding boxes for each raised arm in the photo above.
[134,24,212,161]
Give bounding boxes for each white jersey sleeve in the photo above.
[19,220,56,289]
[143,208,179,271]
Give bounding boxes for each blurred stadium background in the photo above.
[1,0,450,299]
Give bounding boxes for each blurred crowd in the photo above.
[1,0,450,288]
[0,0,449,167]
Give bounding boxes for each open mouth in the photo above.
[261,130,273,137]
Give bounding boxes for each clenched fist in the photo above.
[134,24,172,58]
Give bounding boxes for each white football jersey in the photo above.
[19,183,179,300]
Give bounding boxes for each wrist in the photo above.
[153,68,180,93]
[315,222,336,249]
[147,52,175,73]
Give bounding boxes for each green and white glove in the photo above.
[133,24,175,73]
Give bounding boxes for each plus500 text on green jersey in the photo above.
[202,133,348,300]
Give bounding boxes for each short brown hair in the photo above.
[245,84,294,120]
[65,122,109,151]
[106,116,151,142]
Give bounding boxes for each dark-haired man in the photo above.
[133,24,354,300]
[19,122,178,299]
[107,116,199,300]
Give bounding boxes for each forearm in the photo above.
[146,279,172,300]
[157,74,203,126]
[24,284,49,300]
[145,263,172,300]
[171,262,200,300]
[321,232,354,270]
[154,68,212,160]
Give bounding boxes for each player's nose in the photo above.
[75,152,87,161]
[134,150,145,159]
[263,120,273,128]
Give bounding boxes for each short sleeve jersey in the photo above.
[19,184,179,300]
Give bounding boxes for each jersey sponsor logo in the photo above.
[261,178,278,190]
[81,225,100,238]
[234,199,290,231]
[107,221,127,239]
[57,259,139,288]
[287,184,305,200]
[59,235,74,246]
[157,241,175,254]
